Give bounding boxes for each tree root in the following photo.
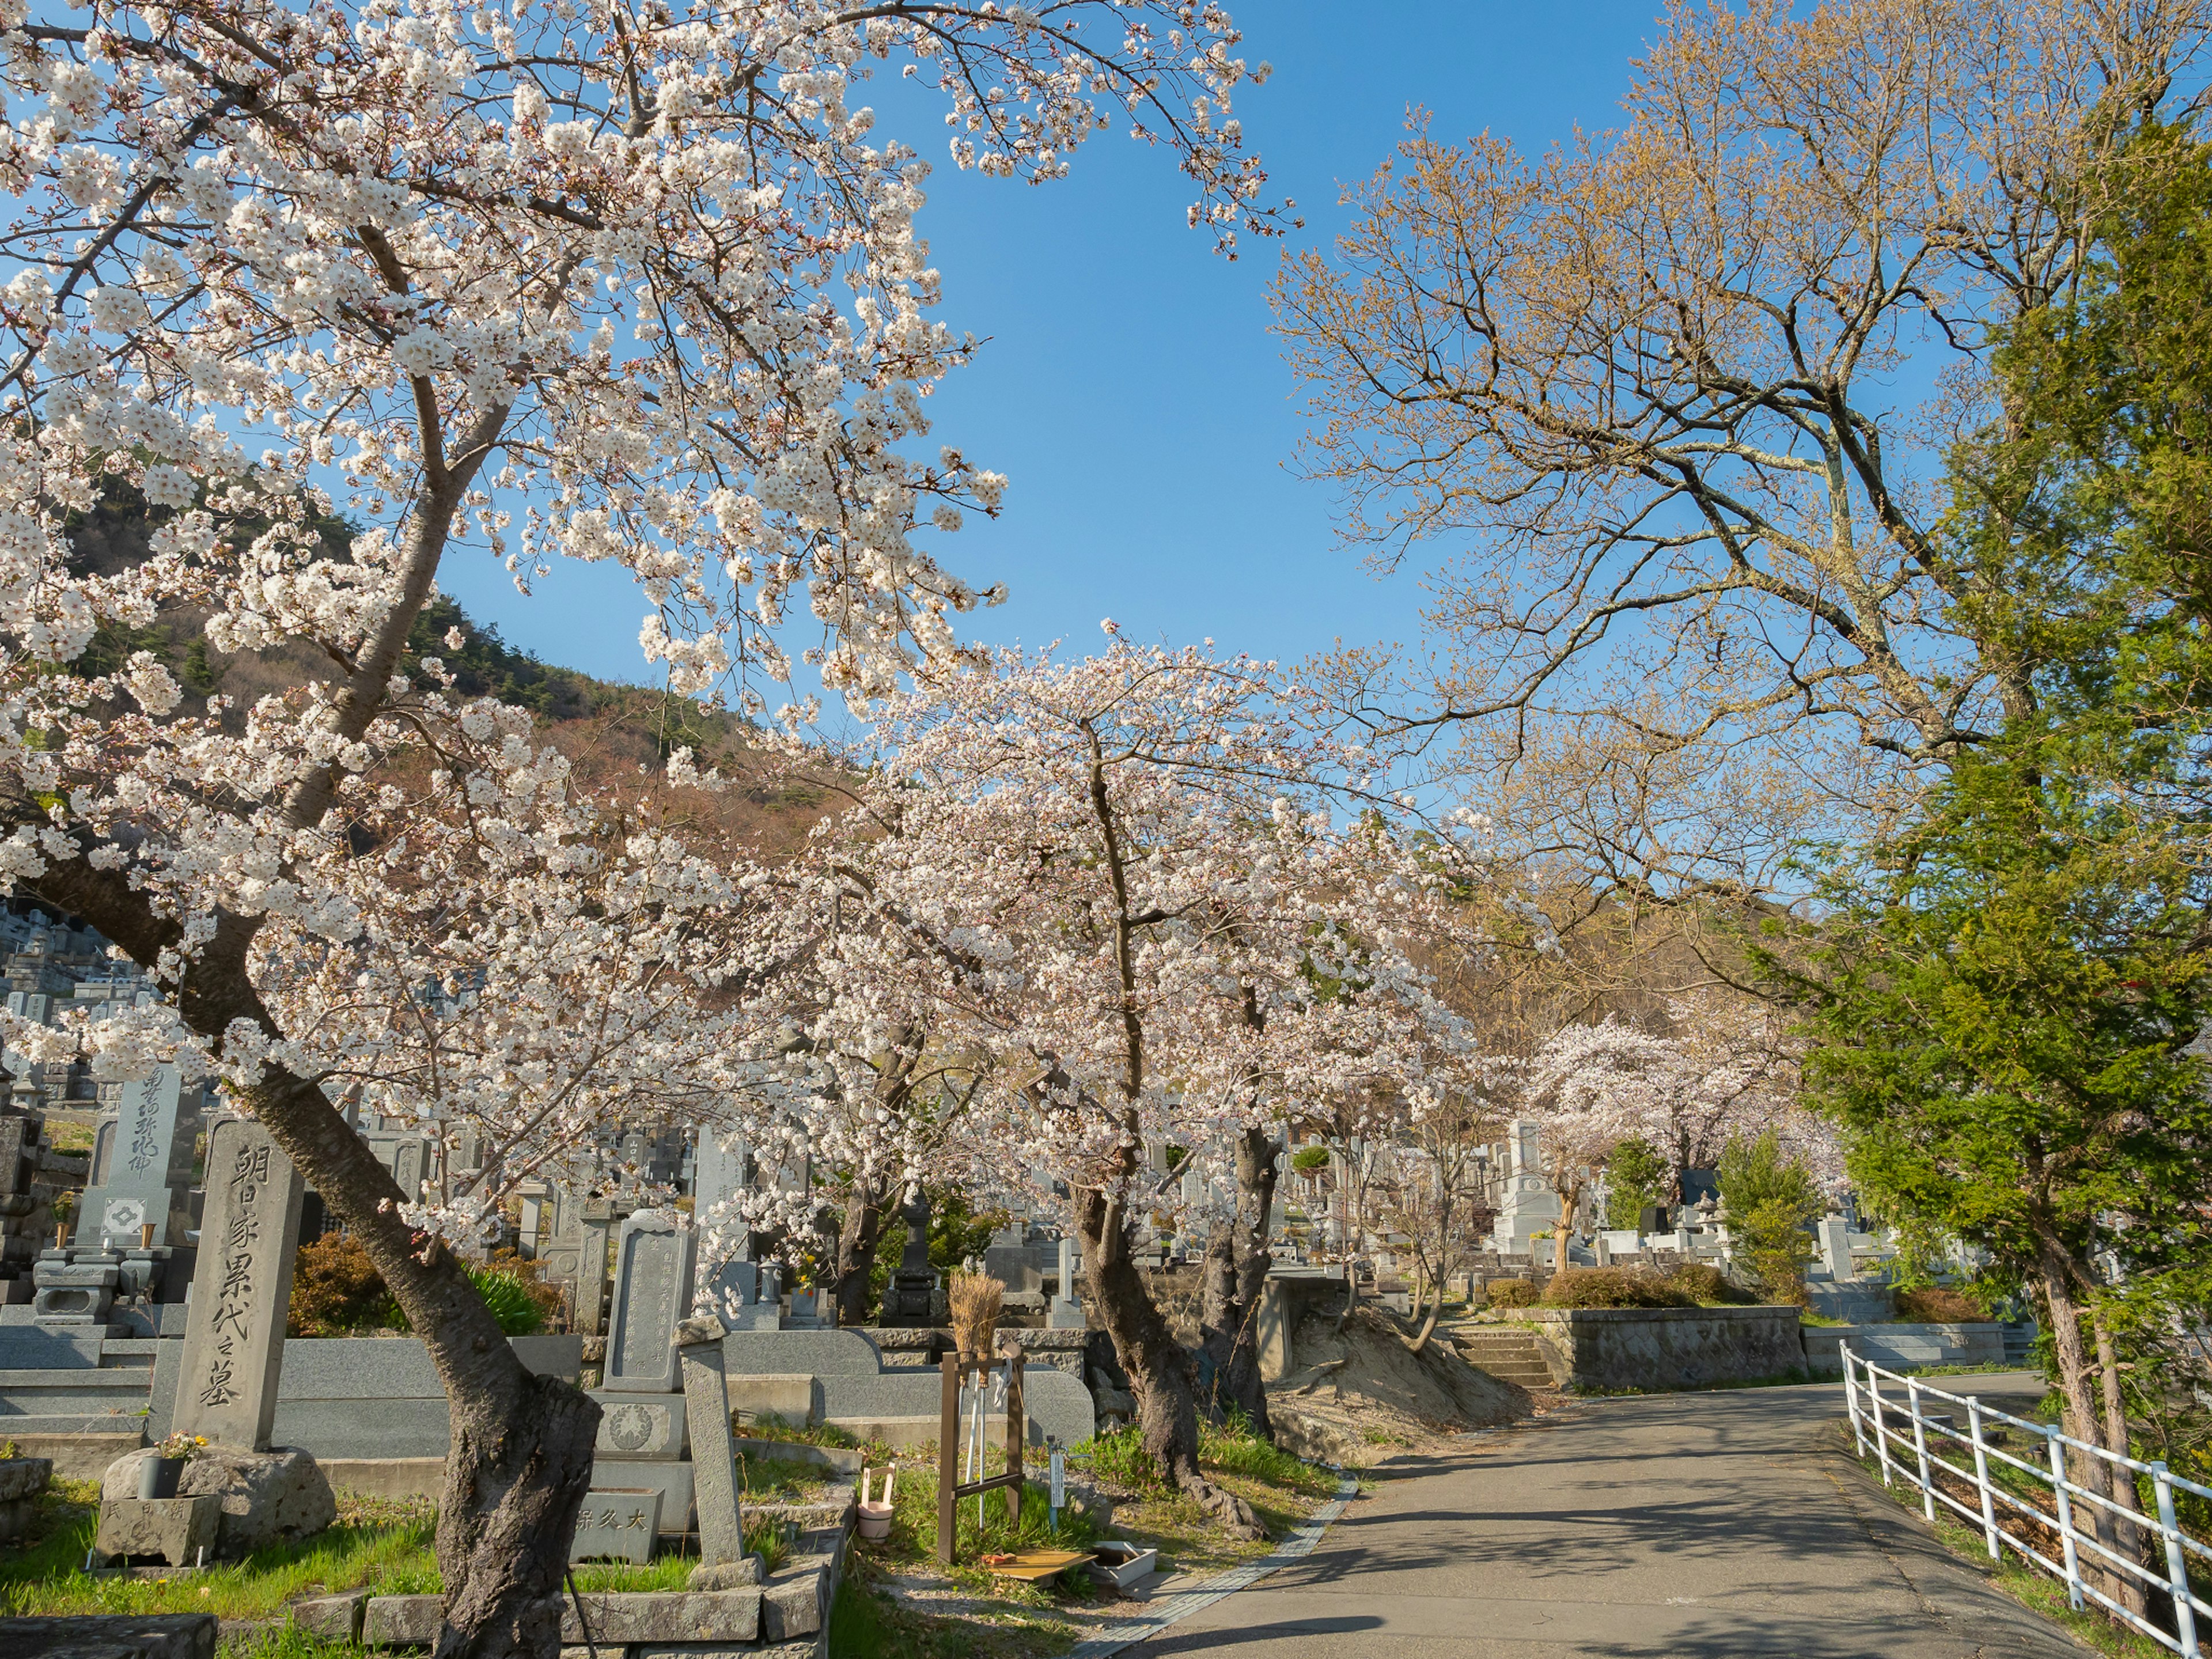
[1175,1467,1270,1541]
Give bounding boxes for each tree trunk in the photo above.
[832,1176,886,1328]
[1077,1183,1267,1540]
[1401,1263,1442,1355]
[2035,1240,2144,1622]
[27,855,598,1659]
[2092,1305,2153,1615]
[1197,1126,1281,1439]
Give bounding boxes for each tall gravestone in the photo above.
[692,1126,782,1329]
[605,1211,695,1393]
[540,1188,615,1337]
[1490,1118,1561,1256]
[880,1187,938,1326]
[171,1120,305,1450]
[79,1065,195,1247]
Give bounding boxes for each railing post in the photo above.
[1908,1377,1935,1522]
[2154,1462,2201,1659]
[1967,1397,1999,1560]
[2047,1430,2084,1612]
[1869,1367,1893,1487]
[1843,1346,1866,1458]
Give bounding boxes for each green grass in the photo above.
[1198,1416,1337,1497]
[0,1479,781,1620]
[1852,1448,2177,1659]
[0,1482,441,1620]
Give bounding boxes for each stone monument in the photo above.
[605,1211,695,1393]
[78,1065,197,1248]
[878,1185,940,1327]
[1489,1119,1562,1256]
[171,1120,306,1450]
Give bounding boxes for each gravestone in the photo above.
[363,1132,430,1205]
[570,1487,661,1564]
[605,1212,695,1393]
[1489,1119,1562,1255]
[1816,1214,1853,1281]
[676,1315,745,1566]
[691,1125,764,1320]
[879,1187,938,1326]
[171,1120,306,1450]
[1048,1236,1084,1328]
[78,1066,195,1247]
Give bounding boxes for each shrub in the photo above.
[1540,1267,1693,1309]
[1484,1279,1539,1308]
[1896,1286,1987,1323]
[469,1270,547,1337]
[289,1232,399,1335]
[1667,1262,1760,1305]
[287,1232,547,1336]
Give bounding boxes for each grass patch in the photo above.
[0,1481,441,1621]
[1853,1449,2175,1659]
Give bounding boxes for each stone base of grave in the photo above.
[0,1614,218,1659]
[349,1562,835,1651]
[94,1494,221,1566]
[103,1445,335,1560]
[0,1452,52,1541]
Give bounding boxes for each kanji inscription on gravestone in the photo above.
[171,1119,306,1449]
[79,1065,192,1245]
[605,1211,695,1393]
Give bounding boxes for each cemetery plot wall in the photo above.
[1799,1322,2006,1378]
[1516,1305,1806,1391]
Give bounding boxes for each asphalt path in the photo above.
[1127,1373,2088,1658]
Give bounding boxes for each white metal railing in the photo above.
[1840,1343,2211,1656]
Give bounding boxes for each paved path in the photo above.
[1128,1375,2087,1658]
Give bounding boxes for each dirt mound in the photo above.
[1267,1304,1532,1465]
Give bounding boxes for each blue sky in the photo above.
[438,3,1673,688]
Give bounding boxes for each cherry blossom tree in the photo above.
[0,3,1276,1651]
[1518,996,1835,1254]
[790,638,1473,1528]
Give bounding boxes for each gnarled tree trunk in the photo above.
[1198,1124,1282,1438]
[1077,1182,1267,1540]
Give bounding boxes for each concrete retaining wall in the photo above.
[1801,1323,2006,1378]
[1517,1305,1806,1391]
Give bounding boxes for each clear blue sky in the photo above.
[438,3,1672,688]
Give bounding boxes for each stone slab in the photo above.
[0,1614,218,1659]
[362,1594,441,1647]
[726,1373,814,1426]
[1516,1305,1807,1391]
[0,1430,146,1479]
[291,1590,368,1642]
[571,1486,662,1563]
[94,1494,221,1566]
[171,1121,304,1450]
[556,1590,763,1645]
[317,1458,444,1502]
[592,1391,688,1461]
[760,1569,825,1642]
[278,1334,583,1398]
[592,1457,695,1536]
[0,1453,52,1500]
[721,1328,883,1377]
[680,1320,745,1567]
